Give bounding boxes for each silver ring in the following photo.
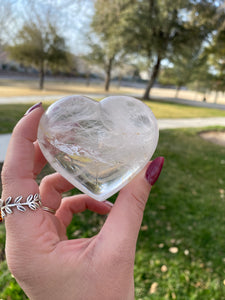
[0,194,55,221]
[41,206,56,214]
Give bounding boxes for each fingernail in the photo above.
[145,157,164,186]
[103,200,114,208]
[24,102,42,115]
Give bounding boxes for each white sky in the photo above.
[4,0,94,54]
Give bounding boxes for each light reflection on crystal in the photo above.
[38,95,159,201]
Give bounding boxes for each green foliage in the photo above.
[159,38,208,91]
[203,29,225,95]
[7,20,69,89]
[0,0,15,46]
[120,0,205,97]
[0,257,28,299]
[8,22,67,65]
[89,0,133,90]
[162,1,225,96]
[0,264,28,300]
[0,103,49,134]
[133,128,225,299]
[101,0,223,98]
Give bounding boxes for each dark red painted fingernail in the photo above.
[145,157,164,186]
[24,102,42,115]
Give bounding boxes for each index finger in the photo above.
[99,157,164,259]
[1,103,45,196]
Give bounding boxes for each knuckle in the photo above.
[102,246,135,277]
[91,233,134,267]
[40,174,52,187]
[130,190,148,213]
[111,243,134,264]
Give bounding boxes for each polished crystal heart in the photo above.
[38,95,159,201]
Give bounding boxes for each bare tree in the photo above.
[0,0,17,46]
[8,1,71,89]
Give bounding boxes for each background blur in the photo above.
[1,0,225,103]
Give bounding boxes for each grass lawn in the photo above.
[145,100,225,119]
[1,100,225,134]
[0,104,225,299]
[134,128,225,299]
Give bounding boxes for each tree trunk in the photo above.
[202,92,207,102]
[143,55,161,100]
[104,57,113,91]
[175,86,181,99]
[39,61,45,90]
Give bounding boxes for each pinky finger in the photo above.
[56,194,112,227]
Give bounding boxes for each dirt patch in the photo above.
[199,131,225,147]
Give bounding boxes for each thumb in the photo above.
[100,157,164,252]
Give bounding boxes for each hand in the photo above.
[1,103,164,300]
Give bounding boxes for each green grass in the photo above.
[134,128,225,299]
[145,100,225,118]
[0,103,49,134]
[0,101,225,134]
[0,103,225,299]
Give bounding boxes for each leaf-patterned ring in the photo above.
[17,205,26,212]
[29,203,37,210]
[15,196,23,203]
[5,207,13,214]
[6,197,12,205]
[26,195,34,203]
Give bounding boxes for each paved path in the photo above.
[0,134,11,163]
[151,95,225,110]
[158,117,225,129]
[1,117,225,163]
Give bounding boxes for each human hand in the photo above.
[1,103,164,300]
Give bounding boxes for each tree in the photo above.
[0,0,16,46]
[121,0,223,99]
[86,41,115,91]
[0,0,16,70]
[6,0,74,90]
[159,43,205,98]
[121,0,188,99]
[202,28,225,102]
[186,3,225,102]
[8,20,69,90]
[89,0,132,91]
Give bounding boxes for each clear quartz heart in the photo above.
[37,95,159,201]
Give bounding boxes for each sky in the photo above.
[1,0,94,54]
